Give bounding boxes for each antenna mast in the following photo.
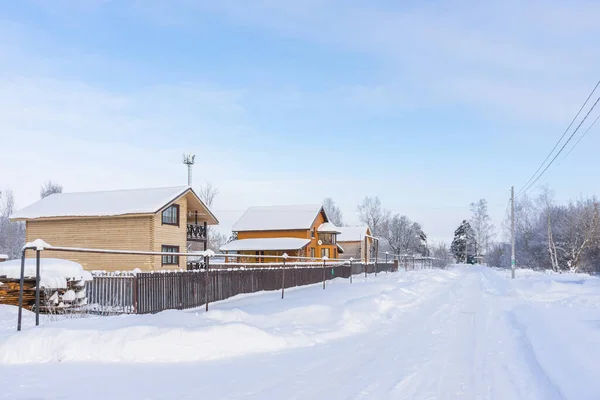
[182,153,195,186]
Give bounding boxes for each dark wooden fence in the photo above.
[86,262,396,315]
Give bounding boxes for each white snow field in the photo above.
[1,266,599,399]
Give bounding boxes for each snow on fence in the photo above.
[85,275,136,314]
[86,262,396,315]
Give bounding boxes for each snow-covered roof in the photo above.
[0,258,92,289]
[232,204,325,232]
[11,186,217,223]
[337,243,345,253]
[337,226,370,242]
[0,254,7,260]
[317,222,341,233]
[220,238,311,251]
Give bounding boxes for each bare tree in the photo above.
[323,197,343,226]
[40,181,63,199]
[502,186,600,273]
[0,189,25,259]
[207,231,229,252]
[384,214,414,255]
[357,196,390,237]
[196,183,221,251]
[551,199,600,273]
[197,183,218,208]
[469,199,494,262]
[430,242,453,268]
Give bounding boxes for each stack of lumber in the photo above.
[0,279,37,308]
[0,277,87,312]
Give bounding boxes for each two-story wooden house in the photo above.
[220,204,342,262]
[11,186,218,271]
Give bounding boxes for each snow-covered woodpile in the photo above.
[0,258,92,312]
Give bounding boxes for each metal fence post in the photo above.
[281,253,288,299]
[322,256,328,289]
[349,258,353,284]
[205,255,210,312]
[35,250,41,326]
[385,252,389,274]
[17,248,27,332]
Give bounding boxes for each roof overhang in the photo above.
[317,222,341,234]
[220,238,311,252]
[163,188,219,225]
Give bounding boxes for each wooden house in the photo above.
[336,226,373,263]
[220,204,342,262]
[11,186,218,271]
[0,254,7,263]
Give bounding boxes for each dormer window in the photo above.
[162,204,180,226]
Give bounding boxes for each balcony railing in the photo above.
[187,224,207,242]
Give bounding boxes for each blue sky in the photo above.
[1,0,599,244]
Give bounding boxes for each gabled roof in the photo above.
[220,238,311,251]
[232,204,327,232]
[11,186,218,224]
[337,226,371,242]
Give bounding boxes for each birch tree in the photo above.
[469,199,494,262]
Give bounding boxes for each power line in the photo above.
[558,112,600,164]
[518,94,600,197]
[517,80,600,195]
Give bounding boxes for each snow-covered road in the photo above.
[1,266,599,399]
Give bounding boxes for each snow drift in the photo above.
[0,270,458,364]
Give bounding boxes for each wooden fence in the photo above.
[86,261,396,315]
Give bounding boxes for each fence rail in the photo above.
[86,262,396,315]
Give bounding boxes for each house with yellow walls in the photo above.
[220,204,342,263]
[11,186,218,271]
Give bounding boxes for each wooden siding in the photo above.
[235,209,338,262]
[338,241,361,260]
[152,195,188,269]
[25,216,153,271]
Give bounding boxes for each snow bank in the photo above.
[0,270,459,364]
[0,258,92,289]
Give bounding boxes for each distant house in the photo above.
[220,204,342,262]
[0,254,7,263]
[11,186,218,271]
[336,226,373,263]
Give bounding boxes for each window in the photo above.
[321,248,330,258]
[162,245,179,266]
[311,229,315,239]
[319,233,334,245]
[310,248,315,258]
[162,204,180,226]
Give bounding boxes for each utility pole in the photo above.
[511,186,516,279]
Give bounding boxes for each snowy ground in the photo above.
[1,266,599,399]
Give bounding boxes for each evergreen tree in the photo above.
[451,220,477,263]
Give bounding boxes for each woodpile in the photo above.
[0,276,88,312]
